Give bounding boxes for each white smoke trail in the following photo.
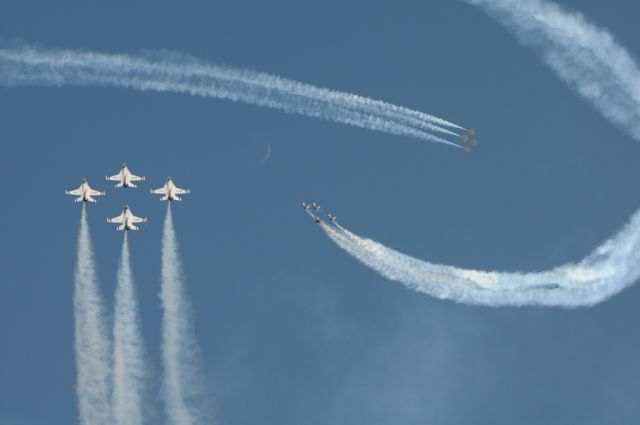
[113,233,148,425]
[74,205,113,425]
[0,41,468,148]
[319,205,640,307]
[465,0,640,141]
[160,204,217,425]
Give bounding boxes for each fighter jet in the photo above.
[106,163,145,188]
[300,202,311,211]
[65,179,105,203]
[468,128,476,136]
[107,205,147,231]
[327,214,337,223]
[150,177,190,202]
[311,203,321,211]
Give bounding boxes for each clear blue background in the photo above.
[1,0,640,424]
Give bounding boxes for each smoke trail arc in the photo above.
[160,204,218,425]
[74,205,113,425]
[113,233,148,425]
[319,206,640,307]
[465,0,640,142]
[0,42,469,149]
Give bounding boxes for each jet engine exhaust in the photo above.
[316,207,640,307]
[160,204,220,425]
[0,41,471,149]
[113,232,149,425]
[465,0,640,142]
[74,205,113,425]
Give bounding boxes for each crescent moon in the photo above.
[259,143,272,164]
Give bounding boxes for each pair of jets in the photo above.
[300,202,336,224]
[106,163,189,202]
[65,163,190,231]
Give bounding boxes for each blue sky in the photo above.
[1,0,640,424]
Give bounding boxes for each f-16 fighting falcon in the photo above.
[107,205,147,231]
[106,163,145,188]
[65,179,105,203]
[150,177,190,202]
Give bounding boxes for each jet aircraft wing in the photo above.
[151,187,167,195]
[108,215,124,224]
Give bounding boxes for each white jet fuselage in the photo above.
[151,178,190,201]
[108,207,147,231]
[66,180,104,203]
[107,165,145,188]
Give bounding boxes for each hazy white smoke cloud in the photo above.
[74,206,113,425]
[0,41,468,148]
[160,205,219,425]
[113,234,148,425]
[319,207,640,306]
[465,0,640,141]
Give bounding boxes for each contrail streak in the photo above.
[160,204,217,425]
[465,0,640,141]
[0,41,469,148]
[113,233,148,425]
[74,205,112,425]
[319,206,640,307]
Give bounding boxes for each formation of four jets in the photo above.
[460,128,478,152]
[300,202,336,225]
[65,163,190,231]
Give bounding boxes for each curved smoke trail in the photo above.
[319,206,640,307]
[113,233,148,425]
[465,0,640,141]
[160,204,219,425]
[74,205,112,425]
[0,41,470,148]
